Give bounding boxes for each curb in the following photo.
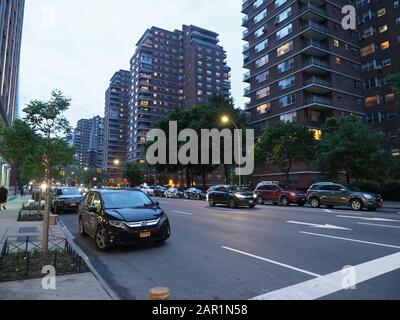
[58,219,120,300]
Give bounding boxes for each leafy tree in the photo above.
[255,122,315,184]
[124,162,145,186]
[316,116,391,184]
[23,89,73,254]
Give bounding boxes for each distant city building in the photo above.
[0,0,25,187]
[103,70,130,183]
[73,116,104,169]
[241,0,400,186]
[127,25,232,162]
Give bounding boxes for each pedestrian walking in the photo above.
[0,186,8,211]
[20,186,25,197]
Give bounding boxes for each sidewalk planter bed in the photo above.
[17,210,44,222]
[0,237,89,282]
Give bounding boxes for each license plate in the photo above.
[140,231,151,238]
[249,200,254,204]
[70,203,77,207]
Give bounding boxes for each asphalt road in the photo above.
[60,199,400,300]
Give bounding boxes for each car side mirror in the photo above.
[340,189,347,193]
[155,201,160,207]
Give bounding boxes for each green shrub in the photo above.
[353,179,400,201]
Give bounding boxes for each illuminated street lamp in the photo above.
[114,159,121,166]
[221,115,242,187]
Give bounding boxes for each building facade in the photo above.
[73,116,104,170]
[127,25,231,162]
[103,70,130,183]
[242,0,369,186]
[357,0,400,156]
[0,0,25,187]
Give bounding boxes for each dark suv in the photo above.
[307,182,383,211]
[253,182,307,206]
[207,185,255,208]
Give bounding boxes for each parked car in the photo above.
[306,182,383,211]
[141,186,155,196]
[207,185,256,208]
[165,187,185,199]
[253,181,307,206]
[184,188,206,200]
[154,186,168,197]
[78,189,170,251]
[51,187,84,214]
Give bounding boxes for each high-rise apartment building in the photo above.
[127,25,231,162]
[0,0,25,187]
[242,0,367,185]
[73,116,104,169]
[357,0,400,156]
[103,70,130,182]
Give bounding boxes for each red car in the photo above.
[253,182,307,207]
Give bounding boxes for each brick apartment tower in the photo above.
[127,25,231,162]
[0,0,25,187]
[103,70,130,184]
[242,0,368,186]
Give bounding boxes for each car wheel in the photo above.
[209,199,216,207]
[229,199,237,209]
[351,199,363,211]
[197,194,201,201]
[280,197,289,207]
[95,226,110,251]
[310,197,320,208]
[257,196,264,205]
[79,217,86,237]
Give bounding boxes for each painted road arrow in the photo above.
[336,216,400,223]
[287,221,352,231]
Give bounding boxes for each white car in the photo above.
[141,186,155,196]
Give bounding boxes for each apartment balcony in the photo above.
[304,95,334,107]
[299,0,326,6]
[242,15,249,26]
[303,76,332,94]
[242,29,249,39]
[244,86,251,96]
[138,73,152,79]
[243,42,249,53]
[302,39,329,57]
[300,2,327,22]
[303,57,330,74]
[301,21,329,40]
[243,71,251,82]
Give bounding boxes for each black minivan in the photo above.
[79,189,171,251]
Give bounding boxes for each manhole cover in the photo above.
[18,227,39,234]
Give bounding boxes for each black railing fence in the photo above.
[0,236,89,282]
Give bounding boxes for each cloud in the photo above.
[19,0,247,127]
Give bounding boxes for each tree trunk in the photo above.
[202,171,206,189]
[224,165,229,185]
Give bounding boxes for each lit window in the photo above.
[381,41,390,50]
[377,8,386,17]
[310,129,322,141]
[256,86,270,99]
[386,93,396,103]
[257,103,271,115]
[334,39,340,47]
[361,44,377,57]
[379,25,388,33]
[280,112,297,123]
[365,95,381,107]
[277,40,293,57]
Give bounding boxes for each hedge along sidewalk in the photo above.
[0,197,112,300]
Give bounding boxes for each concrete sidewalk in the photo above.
[0,196,112,300]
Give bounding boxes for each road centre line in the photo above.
[222,246,321,278]
[358,222,400,229]
[251,252,400,300]
[336,215,400,223]
[300,232,400,249]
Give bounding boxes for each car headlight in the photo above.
[253,194,258,199]
[363,194,374,200]
[108,220,127,229]
[159,214,168,224]
[235,194,246,199]
[290,193,297,197]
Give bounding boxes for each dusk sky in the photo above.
[19,0,247,127]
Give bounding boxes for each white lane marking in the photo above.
[171,210,193,216]
[336,215,400,223]
[222,246,321,278]
[324,209,333,213]
[287,221,352,231]
[251,252,400,300]
[301,231,400,249]
[358,222,400,229]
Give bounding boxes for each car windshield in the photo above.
[228,186,251,193]
[58,188,81,196]
[102,191,154,209]
[278,184,291,191]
